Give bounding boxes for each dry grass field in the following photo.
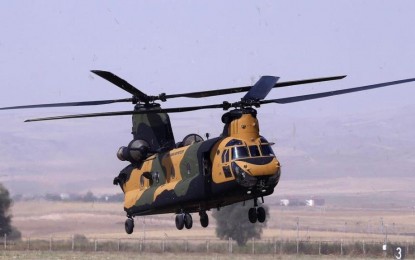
[9,177,415,243]
[5,178,415,259]
[10,198,415,243]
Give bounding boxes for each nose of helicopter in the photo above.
[231,156,280,188]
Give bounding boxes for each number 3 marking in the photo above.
[395,247,402,260]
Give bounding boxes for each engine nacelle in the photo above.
[117,139,149,163]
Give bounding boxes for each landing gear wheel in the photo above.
[248,208,257,223]
[184,213,193,229]
[175,214,185,230]
[199,212,209,228]
[125,218,134,234]
[257,207,266,223]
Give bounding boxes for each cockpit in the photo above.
[222,137,275,163]
[217,137,280,189]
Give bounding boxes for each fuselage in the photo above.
[117,109,281,217]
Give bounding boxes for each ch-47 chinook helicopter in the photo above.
[1,71,414,234]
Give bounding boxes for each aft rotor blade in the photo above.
[91,70,150,102]
[261,77,415,104]
[24,103,227,122]
[0,98,133,110]
[165,75,346,99]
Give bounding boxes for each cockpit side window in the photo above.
[260,145,275,156]
[231,146,249,160]
[249,145,261,157]
[222,149,229,163]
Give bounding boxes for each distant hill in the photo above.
[261,104,415,180]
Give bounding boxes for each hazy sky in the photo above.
[1,1,414,194]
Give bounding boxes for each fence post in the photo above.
[206,240,209,253]
[71,235,74,251]
[118,239,120,251]
[4,233,6,250]
[27,237,30,251]
[139,239,142,252]
[405,240,409,256]
[319,240,321,255]
[94,239,97,251]
[228,238,232,254]
[49,236,52,251]
[252,238,255,254]
[273,238,276,255]
[280,239,283,255]
[162,238,165,253]
[184,239,188,252]
[340,239,343,256]
[296,238,299,254]
[362,240,365,256]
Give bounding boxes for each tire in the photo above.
[175,214,185,230]
[248,207,257,223]
[200,212,209,228]
[184,213,193,229]
[125,218,134,234]
[257,207,266,223]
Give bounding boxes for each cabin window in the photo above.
[260,145,275,156]
[171,166,175,179]
[222,149,229,163]
[153,172,160,183]
[249,145,261,157]
[231,146,249,160]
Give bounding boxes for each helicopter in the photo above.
[1,71,414,234]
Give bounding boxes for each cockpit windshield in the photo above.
[231,146,249,160]
[249,145,261,157]
[230,144,275,160]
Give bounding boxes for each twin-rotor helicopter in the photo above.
[1,71,414,234]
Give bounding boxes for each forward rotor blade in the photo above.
[24,103,227,122]
[0,98,133,110]
[165,75,346,99]
[243,76,279,101]
[22,77,415,122]
[91,70,150,102]
[261,77,415,105]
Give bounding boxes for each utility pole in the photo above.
[296,217,299,254]
[344,221,347,238]
[380,217,384,235]
[143,216,146,241]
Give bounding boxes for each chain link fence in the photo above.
[1,234,414,258]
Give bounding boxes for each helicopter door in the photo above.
[202,152,212,197]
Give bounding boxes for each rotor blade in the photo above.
[24,103,227,122]
[0,98,133,110]
[243,76,279,101]
[165,75,346,99]
[261,77,415,105]
[91,70,150,102]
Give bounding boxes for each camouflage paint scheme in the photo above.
[115,108,281,218]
